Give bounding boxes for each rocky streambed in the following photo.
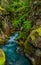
[0,32,32,65]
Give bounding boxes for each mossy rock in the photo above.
[0,49,6,65]
[27,26,41,49]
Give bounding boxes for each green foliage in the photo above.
[18,32,25,39]
[3,0,29,13]
[23,20,32,31]
[12,20,20,28]
[12,13,28,28]
[17,31,28,42]
[0,0,32,29]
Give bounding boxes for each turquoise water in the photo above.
[0,32,31,65]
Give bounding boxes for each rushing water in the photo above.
[0,32,31,65]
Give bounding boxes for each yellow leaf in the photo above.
[0,7,4,11]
